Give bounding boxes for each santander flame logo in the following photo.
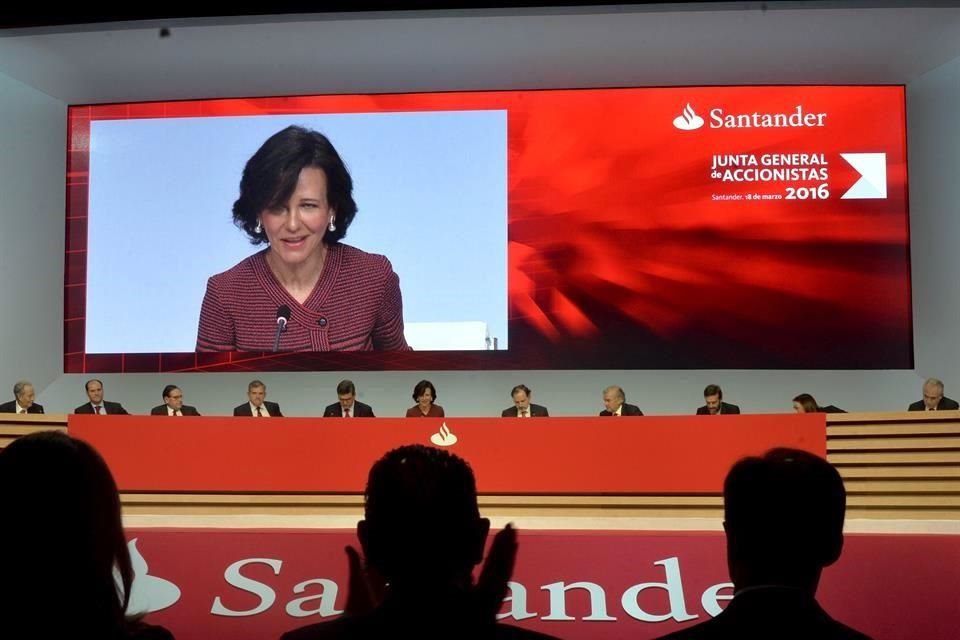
[673,104,705,131]
[430,422,458,447]
[122,538,182,614]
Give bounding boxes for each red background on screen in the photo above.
[65,86,911,372]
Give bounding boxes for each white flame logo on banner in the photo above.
[120,538,182,614]
[430,422,458,447]
[673,104,705,131]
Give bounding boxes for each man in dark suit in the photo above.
[323,380,375,418]
[908,377,959,411]
[696,384,741,415]
[233,379,283,417]
[73,379,129,415]
[656,449,871,640]
[281,445,557,640]
[0,381,44,414]
[501,384,549,418]
[149,385,200,416]
[599,385,643,416]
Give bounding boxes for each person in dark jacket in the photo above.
[0,431,174,639]
[657,448,871,640]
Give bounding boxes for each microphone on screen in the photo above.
[273,305,291,352]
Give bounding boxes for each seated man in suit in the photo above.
[74,379,129,415]
[657,449,871,640]
[281,445,556,640]
[908,378,959,411]
[323,380,375,418]
[696,384,741,415]
[233,379,283,417]
[149,385,200,416]
[0,381,44,414]
[599,385,643,416]
[501,384,549,418]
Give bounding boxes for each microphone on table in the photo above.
[273,305,291,352]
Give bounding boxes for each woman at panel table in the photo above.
[196,126,410,352]
[792,393,846,414]
[406,379,445,418]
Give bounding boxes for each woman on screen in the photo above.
[196,126,410,352]
[406,379,445,418]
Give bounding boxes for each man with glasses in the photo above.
[150,385,201,416]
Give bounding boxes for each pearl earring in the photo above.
[254,219,262,234]
[328,219,337,233]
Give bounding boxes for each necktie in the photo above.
[345,408,351,418]
[172,410,179,417]
[520,409,528,418]
[256,406,263,417]
[94,405,102,414]
[19,408,26,414]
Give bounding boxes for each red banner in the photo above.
[68,414,825,493]
[124,529,959,640]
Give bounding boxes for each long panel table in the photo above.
[2,412,958,519]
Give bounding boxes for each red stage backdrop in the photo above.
[124,529,959,640]
[68,414,826,493]
[65,85,911,372]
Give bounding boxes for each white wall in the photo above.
[39,369,921,418]
[906,54,960,390]
[0,71,66,398]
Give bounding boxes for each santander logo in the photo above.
[208,554,732,622]
[673,104,705,131]
[430,422,458,447]
[673,102,828,130]
[123,538,182,614]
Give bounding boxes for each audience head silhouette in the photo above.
[282,444,558,640]
[723,447,845,594]
[656,448,868,640]
[0,431,172,639]
[359,444,489,588]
